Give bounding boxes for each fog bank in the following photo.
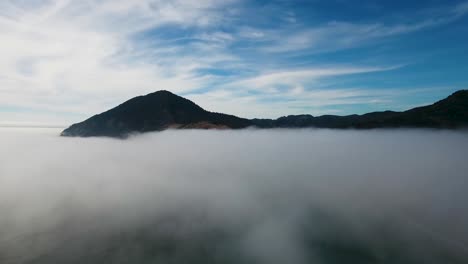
[1,128,468,264]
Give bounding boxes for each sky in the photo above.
[0,0,467,126]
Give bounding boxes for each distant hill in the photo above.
[61,90,468,138]
[61,91,250,137]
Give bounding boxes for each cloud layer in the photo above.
[1,128,468,263]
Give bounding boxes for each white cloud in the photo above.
[188,87,390,119]
[0,0,238,124]
[255,2,468,53]
[187,81,448,119]
[455,1,468,16]
[261,17,464,53]
[225,66,397,91]
[0,0,465,125]
[184,66,400,118]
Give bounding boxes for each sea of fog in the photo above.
[1,127,468,264]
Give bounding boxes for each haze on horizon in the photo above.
[1,0,468,127]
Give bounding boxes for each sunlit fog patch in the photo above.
[1,128,468,264]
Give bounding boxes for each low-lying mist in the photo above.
[1,128,468,264]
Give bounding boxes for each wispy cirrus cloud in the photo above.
[0,0,240,125]
[224,66,399,91]
[252,2,468,53]
[0,0,467,125]
[183,65,405,118]
[455,1,468,15]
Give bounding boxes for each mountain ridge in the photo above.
[61,90,468,138]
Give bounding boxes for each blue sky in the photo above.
[0,0,467,125]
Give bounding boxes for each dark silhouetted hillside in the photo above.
[62,90,468,138]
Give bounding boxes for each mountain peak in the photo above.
[61,90,250,138]
[62,89,468,138]
[147,90,177,96]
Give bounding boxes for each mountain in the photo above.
[61,90,250,138]
[62,90,468,138]
[253,90,468,129]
